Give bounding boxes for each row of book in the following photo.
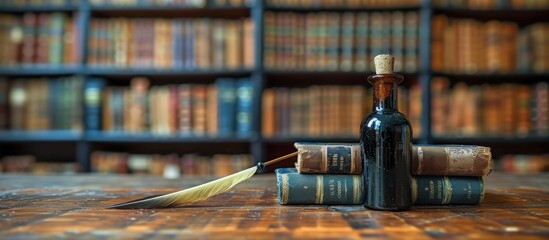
[264,11,418,72]
[432,0,549,9]
[0,77,83,131]
[277,143,492,205]
[0,155,79,174]
[431,16,549,74]
[88,18,254,70]
[499,154,549,174]
[91,151,254,177]
[0,0,78,7]
[262,84,422,138]
[0,13,78,66]
[87,77,253,136]
[266,0,420,7]
[431,78,549,137]
[89,0,252,7]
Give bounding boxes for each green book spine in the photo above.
[276,168,484,205]
[276,168,364,205]
[412,176,484,205]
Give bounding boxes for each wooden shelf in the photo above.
[85,131,254,143]
[0,5,78,12]
[0,66,83,76]
[90,6,250,18]
[433,8,549,24]
[432,72,549,84]
[0,131,83,142]
[85,68,253,77]
[264,6,420,12]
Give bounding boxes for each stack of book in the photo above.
[276,142,492,205]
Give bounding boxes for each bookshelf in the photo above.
[0,0,548,174]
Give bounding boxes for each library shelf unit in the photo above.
[0,0,548,173]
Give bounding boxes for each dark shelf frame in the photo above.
[0,5,79,13]
[0,131,83,142]
[1,1,549,171]
[84,132,255,143]
[264,6,420,12]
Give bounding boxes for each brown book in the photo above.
[534,82,548,136]
[262,88,276,137]
[128,77,149,133]
[500,84,516,136]
[481,84,500,136]
[192,85,207,136]
[206,83,218,136]
[21,13,37,65]
[308,85,321,136]
[102,87,113,131]
[431,15,446,72]
[63,16,76,65]
[515,85,532,137]
[178,84,192,135]
[263,12,276,69]
[225,20,242,69]
[294,142,492,176]
[36,13,50,65]
[409,83,422,137]
[242,18,254,69]
[431,77,450,136]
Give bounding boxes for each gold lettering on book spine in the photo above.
[443,177,452,204]
[281,175,289,204]
[316,176,323,204]
[353,176,360,204]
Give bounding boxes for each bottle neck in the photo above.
[367,74,403,112]
[373,82,398,111]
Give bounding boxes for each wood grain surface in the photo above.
[0,173,548,239]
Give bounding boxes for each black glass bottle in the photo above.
[360,55,412,211]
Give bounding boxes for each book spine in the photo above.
[295,143,362,174]
[84,79,104,131]
[412,145,492,176]
[277,169,484,205]
[294,143,492,176]
[217,78,235,136]
[277,171,364,205]
[236,78,252,137]
[412,176,484,205]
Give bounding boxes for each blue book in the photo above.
[84,78,105,131]
[184,21,195,69]
[172,20,183,69]
[276,168,364,205]
[236,78,253,137]
[216,78,236,136]
[276,168,485,205]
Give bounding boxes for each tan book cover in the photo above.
[262,88,276,137]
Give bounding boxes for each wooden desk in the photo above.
[0,173,547,239]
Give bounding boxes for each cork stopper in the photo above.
[374,54,394,74]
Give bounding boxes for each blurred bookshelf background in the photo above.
[0,0,547,176]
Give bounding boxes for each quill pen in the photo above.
[108,152,297,209]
